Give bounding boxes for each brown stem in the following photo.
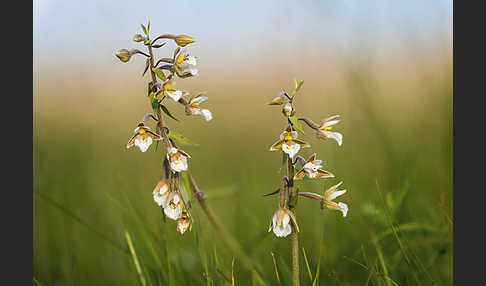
[279,176,288,208]
[298,192,324,201]
[287,155,300,286]
[151,34,177,45]
[154,58,175,68]
[147,44,172,151]
[298,117,320,130]
[131,49,151,58]
[293,156,306,168]
[141,113,158,124]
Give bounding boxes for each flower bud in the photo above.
[282,102,295,117]
[116,49,132,63]
[177,212,190,234]
[268,96,284,105]
[174,34,196,47]
[133,34,145,42]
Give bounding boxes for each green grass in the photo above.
[33,63,452,285]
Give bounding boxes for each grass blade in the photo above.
[124,230,147,286]
[270,252,282,286]
[302,247,313,282]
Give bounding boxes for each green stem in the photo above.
[292,230,300,286]
[287,155,300,286]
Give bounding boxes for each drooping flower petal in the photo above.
[164,192,183,220]
[323,131,343,146]
[338,202,348,217]
[153,180,170,207]
[167,147,189,172]
[200,109,212,121]
[282,142,301,158]
[326,189,347,201]
[270,209,292,237]
[134,136,153,152]
[165,90,183,102]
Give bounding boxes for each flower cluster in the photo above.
[266,79,349,238]
[117,22,212,234]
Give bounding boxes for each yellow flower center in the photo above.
[175,54,185,65]
[191,102,200,107]
[163,81,172,91]
[284,134,294,142]
[323,126,333,131]
[138,128,146,134]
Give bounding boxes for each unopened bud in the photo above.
[174,34,196,47]
[133,34,145,42]
[268,95,284,105]
[282,102,295,117]
[177,212,190,234]
[115,49,132,63]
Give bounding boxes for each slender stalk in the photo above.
[291,231,300,286]
[298,117,320,130]
[188,173,265,285]
[151,34,177,45]
[131,49,151,58]
[287,155,300,286]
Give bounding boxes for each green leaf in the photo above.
[168,130,199,146]
[180,171,195,197]
[147,20,150,34]
[160,104,178,121]
[289,115,305,134]
[152,43,166,48]
[141,24,148,36]
[147,82,153,96]
[262,188,280,197]
[292,79,304,96]
[142,57,150,76]
[149,91,158,116]
[152,68,167,81]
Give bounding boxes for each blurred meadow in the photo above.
[34,0,452,285]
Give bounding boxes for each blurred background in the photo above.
[34,0,453,285]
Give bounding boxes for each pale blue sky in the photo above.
[34,0,452,69]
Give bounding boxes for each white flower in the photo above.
[294,153,334,180]
[167,147,190,172]
[153,180,170,207]
[270,129,310,158]
[126,123,162,152]
[174,51,198,77]
[165,90,183,101]
[320,181,348,217]
[185,94,212,121]
[270,208,291,237]
[317,115,343,146]
[158,78,183,102]
[268,208,299,238]
[164,191,183,220]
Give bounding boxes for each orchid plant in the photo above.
[266,79,349,285]
[116,22,212,235]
